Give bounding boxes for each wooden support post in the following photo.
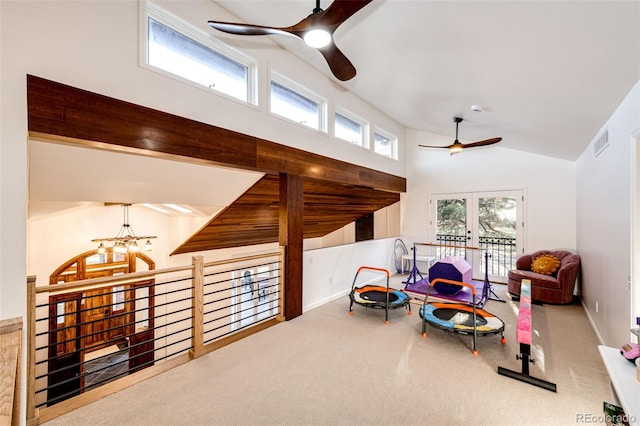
[189,256,205,359]
[279,173,303,320]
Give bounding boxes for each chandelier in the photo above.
[91,204,157,254]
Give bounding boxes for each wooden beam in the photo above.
[26,75,405,193]
[279,173,303,320]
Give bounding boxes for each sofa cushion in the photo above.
[531,254,560,276]
[508,269,561,290]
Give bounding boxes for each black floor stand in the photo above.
[482,252,505,303]
[498,343,557,392]
[488,284,506,303]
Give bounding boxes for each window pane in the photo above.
[335,112,363,145]
[374,132,395,158]
[270,81,319,129]
[148,19,248,102]
[112,285,125,311]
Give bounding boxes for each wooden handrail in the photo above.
[37,251,281,294]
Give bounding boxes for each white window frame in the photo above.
[141,1,258,105]
[373,127,398,160]
[334,107,369,148]
[269,71,327,133]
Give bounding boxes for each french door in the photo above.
[430,190,524,283]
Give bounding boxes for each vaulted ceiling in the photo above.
[214,0,640,161]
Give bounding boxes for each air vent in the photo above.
[593,129,609,157]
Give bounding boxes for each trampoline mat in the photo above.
[420,302,504,335]
[360,290,402,304]
[433,308,487,327]
[351,286,409,309]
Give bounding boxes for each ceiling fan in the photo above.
[208,0,372,81]
[419,117,502,155]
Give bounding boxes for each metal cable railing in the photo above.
[28,251,283,421]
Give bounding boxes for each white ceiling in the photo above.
[215,0,640,160]
[28,140,263,218]
[28,1,640,218]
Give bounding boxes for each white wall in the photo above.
[2,0,408,314]
[303,238,400,312]
[576,79,640,347]
[2,1,408,422]
[401,129,577,253]
[27,204,223,284]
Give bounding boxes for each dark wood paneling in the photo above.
[27,75,406,193]
[172,175,401,254]
[280,174,303,320]
[27,75,258,170]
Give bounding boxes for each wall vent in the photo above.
[593,129,609,157]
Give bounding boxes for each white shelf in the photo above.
[598,345,639,425]
[401,254,435,274]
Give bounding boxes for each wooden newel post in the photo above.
[189,256,205,359]
[26,276,38,425]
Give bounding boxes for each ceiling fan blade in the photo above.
[418,144,450,149]
[317,41,356,81]
[317,0,373,29]
[207,21,296,38]
[463,137,502,148]
[209,1,372,81]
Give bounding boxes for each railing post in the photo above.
[26,276,38,425]
[277,247,286,322]
[189,256,205,359]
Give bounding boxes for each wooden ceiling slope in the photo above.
[172,174,400,254]
[26,75,405,255]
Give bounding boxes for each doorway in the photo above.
[430,190,524,283]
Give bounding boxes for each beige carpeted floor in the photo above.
[44,282,613,426]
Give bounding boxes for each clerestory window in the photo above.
[145,6,256,104]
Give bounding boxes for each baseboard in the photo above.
[581,298,605,345]
[303,273,388,312]
[304,289,351,312]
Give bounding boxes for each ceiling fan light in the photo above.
[449,145,463,155]
[303,29,331,48]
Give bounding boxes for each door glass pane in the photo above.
[135,286,150,330]
[238,269,256,327]
[435,198,468,259]
[477,196,517,278]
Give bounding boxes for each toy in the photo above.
[620,342,639,363]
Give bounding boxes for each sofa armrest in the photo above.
[556,256,580,288]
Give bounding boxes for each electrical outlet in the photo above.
[595,301,599,313]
